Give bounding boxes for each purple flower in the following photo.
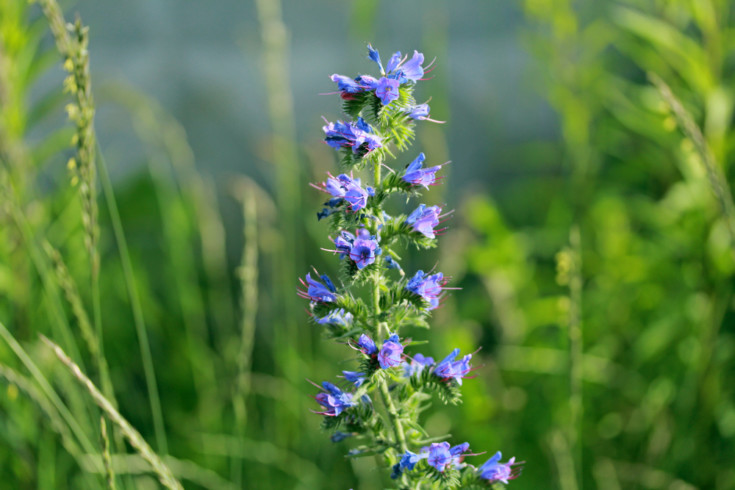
[400,50,425,82]
[478,451,522,484]
[375,77,400,105]
[425,442,452,472]
[298,273,337,302]
[316,308,353,327]
[314,381,356,416]
[391,449,428,478]
[449,442,471,469]
[386,51,403,74]
[316,173,374,212]
[333,230,355,259]
[405,270,446,310]
[406,204,443,239]
[378,47,426,83]
[330,73,383,99]
[344,181,375,211]
[433,348,472,385]
[330,74,363,94]
[378,334,404,369]
[342,370,366,387]
[402,153,444,189]
[355,74,379,90]
[323,117,382,156]
[357,334,377,355]
[424,442,471,472]
[406,103,430,120]
[403,353,435,377]
[348,228,381,269]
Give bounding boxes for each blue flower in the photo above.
[425,442,452,472]
[333,230,355,259]
[424,441,470,472]
[317,173,374,212]
[367,43,383,73]
[403,353,435,377]
[323,117,382,156]
[384,255,402,271]
[378,334,404,369]
[449,442,471,469]
[402,153,444,189]
[357,334,377,355]
[330,431,354,443]
[405,270,446,310]
[348,228,381,269]
[330,73,383,99]
[375,77,400,105]
[342,370,366,387]
[386,51,403,74]
[316,208,334,220]
[406,103,430,120]
[355,74,379,90]
[433,348,472,386]
[406,204,443,239]
[316,308,353,327]
[299,272,337,302]
[478,451,522,484]
[378,47,426,83]
[391,449,428,479]
[330,74,364,94]
[314,381,356,416]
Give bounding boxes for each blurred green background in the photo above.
[1,0,734,488]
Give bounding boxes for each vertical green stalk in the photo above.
[232,179,260,487]
[568,225,583,489]
[148,158,215,428]
[100,416,117,490]
[254,0,303,463]
[38,0,118,421]
[97,147,168,456]
[371,143,409,485]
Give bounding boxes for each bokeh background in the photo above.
[1,0,734,488]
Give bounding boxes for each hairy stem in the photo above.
[372,151,409,466]
[378,378,408,453]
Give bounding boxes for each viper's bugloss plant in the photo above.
[299,45,523,488]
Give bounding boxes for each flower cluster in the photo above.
[299,45,523,488]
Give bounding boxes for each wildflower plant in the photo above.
[299,45,523,488]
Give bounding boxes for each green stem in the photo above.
[97,146,168,456]
[371,153,409,460]
[378,378,408,454]
[0,321,100,469]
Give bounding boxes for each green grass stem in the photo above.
[96,146,168,456]
[41,335,182,490]
[231,178,260,486]
[100,416,117,490]
[0,321,100,469]
[649,72,735,260]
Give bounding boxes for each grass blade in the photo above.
[40,335,182,490]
